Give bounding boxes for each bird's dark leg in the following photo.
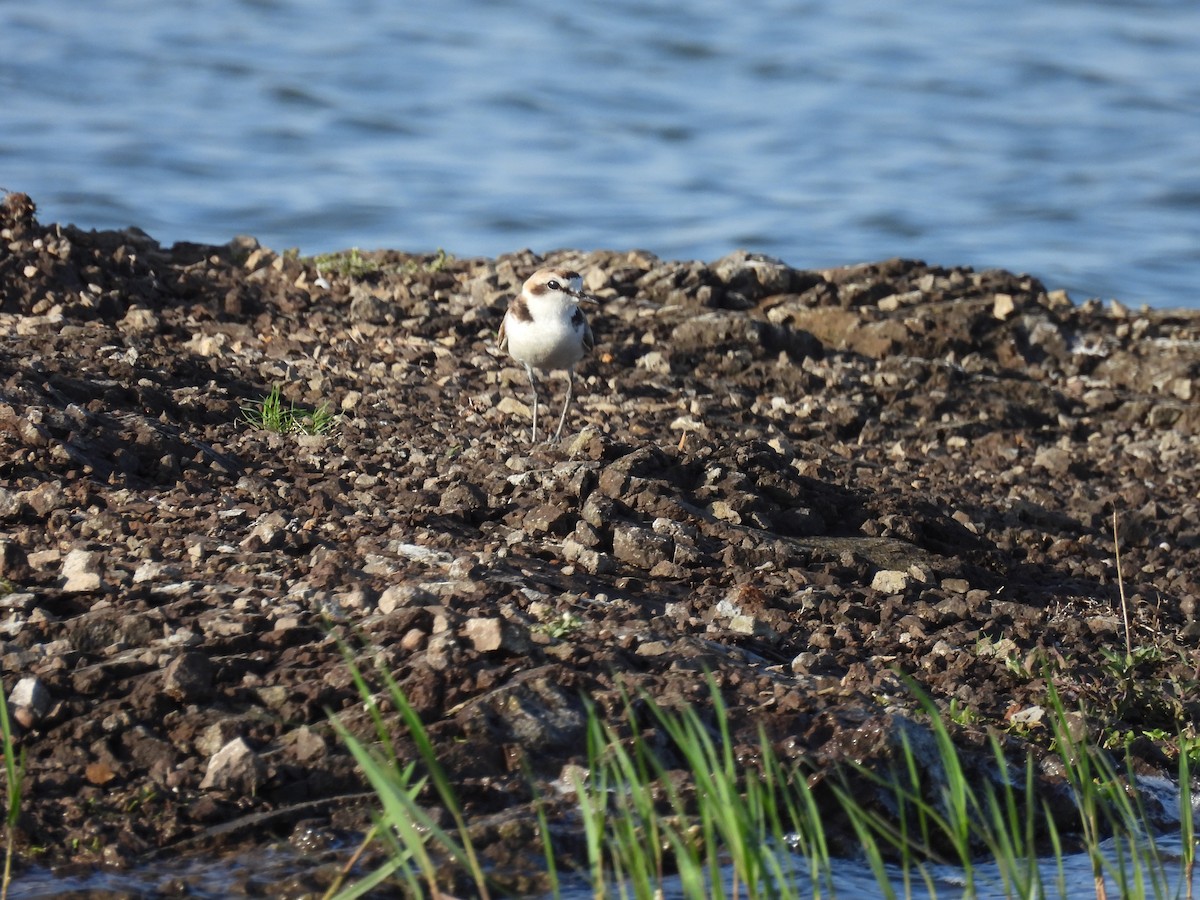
[552,368,574,443]
[525,364,540,444]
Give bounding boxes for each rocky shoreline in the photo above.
[2,190,1200,894]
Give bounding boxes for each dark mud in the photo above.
[3,190,1200,895]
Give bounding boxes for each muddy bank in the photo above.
[2,190,1200,893]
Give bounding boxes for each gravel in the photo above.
[3,190,1200,889]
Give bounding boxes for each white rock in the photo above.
[464,618,503,653]
[870,570,911,594]
[60,549,103,592]
[9,676,52,720]
[199,737,264,793]
[992,293,1016,320]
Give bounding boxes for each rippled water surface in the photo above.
[4,0,1200,306]
[8,838,1192,899]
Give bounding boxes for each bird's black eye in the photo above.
[547,279,561,291]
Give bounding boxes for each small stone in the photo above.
[85,761,118,786]
[992,293,1016,320]
[281,726,326,765]
[636,640,671,656]
[940,578,971,594]
[908,564,934,584]
[562,540,617,575]
[935,595,970,621]
[710,501,740,524]
[791,651,820,673]
[523,504,572,536]
[378,584,436,614]
[348,285,391,323]
[0,592,35,613]
[0,540,30,581]
[163,651,214,702]
[636,350,672,374]
[332,587,375,613]
[612,524,673,570]
[133,560,182,584]
[9,676,52,722]
[1005,705,1045,728]
[117,306,160,334]
[200,737,265,793]
[464,618,503,653]
[1032,446,1072,476]
[728,615,759,635]
[196,721,244,758]
[241,514,288,551]
[871,570,911,594]
[60,548,104,592]
[400,629,427,652]
[648,560,689,579]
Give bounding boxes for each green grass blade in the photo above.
[1181,744,1195,900]
[1,686,25,900]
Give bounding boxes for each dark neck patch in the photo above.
[570,307,586,329]
[508,295,534,322]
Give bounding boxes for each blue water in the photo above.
[3,0,1200,308]
[7,838,1191,899]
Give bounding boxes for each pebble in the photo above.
[9,675,52,723]
[60,548,104,592]
[199,737,265,793]
[464,617,503,653]
[871,570,912,594]
[163,651,215,702]
[4,203,1200,869]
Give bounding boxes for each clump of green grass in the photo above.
[324,654,491,900]
[530,611,586,640]
[327,657,1199,900]
[400,248,451,273]
[308,247,452,279]
[0,688,26,900]
[240,384,338,436]
[572,683,834,900]
[311,248,380,278]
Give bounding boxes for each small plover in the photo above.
[497,267,597,443]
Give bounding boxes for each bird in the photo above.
[497,267,597,443]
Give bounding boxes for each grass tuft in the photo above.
[308,247,452,278]
[327,659,1200,900]
[240,384,338,435]
[311,248,380,278]
[325,648,492,900]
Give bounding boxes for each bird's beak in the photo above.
[573,290,600,305]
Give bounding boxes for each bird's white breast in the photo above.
[504,295,588,371]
